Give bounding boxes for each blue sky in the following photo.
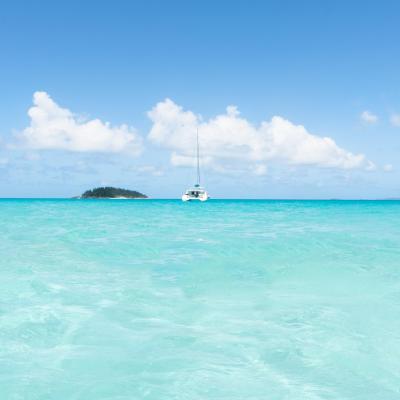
[1,0,400,198]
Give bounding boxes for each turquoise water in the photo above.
[1,199,400,399]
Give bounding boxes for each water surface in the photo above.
[1,199,400,399]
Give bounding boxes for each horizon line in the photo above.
[1,197,400,201]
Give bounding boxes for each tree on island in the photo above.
[80,187,147,199]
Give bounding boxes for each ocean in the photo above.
[1,199,400,399]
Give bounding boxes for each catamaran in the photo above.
[182,128,209,202]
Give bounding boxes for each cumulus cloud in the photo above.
[20,92,142,155]
[148,98,373,174]
[360,110,378,124]
[390,114,400,127]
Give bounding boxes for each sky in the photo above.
[1,0,400,198]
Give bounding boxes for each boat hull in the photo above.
[182,193,209,202]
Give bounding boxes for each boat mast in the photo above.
[196,127,200,186]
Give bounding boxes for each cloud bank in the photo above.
[20,92,142,155]
[148,99,373,174]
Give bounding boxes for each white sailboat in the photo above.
[182,128,209,202]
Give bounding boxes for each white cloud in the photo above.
[390,114,400,127]
[148,98,373,174]
[365,162,377,171]
[360,110,378,124]
[383,164,393,172]
[20,92,142,155]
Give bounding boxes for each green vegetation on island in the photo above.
[80,187,148,199]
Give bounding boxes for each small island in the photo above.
[79,187,148,199]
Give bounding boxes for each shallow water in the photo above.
[1,199,400,399]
